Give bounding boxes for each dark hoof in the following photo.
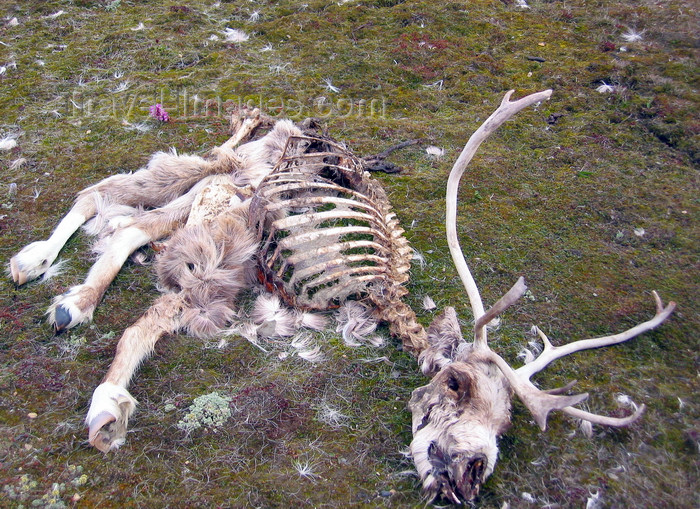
[53,305,72,332]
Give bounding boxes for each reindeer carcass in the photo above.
[8,92,674,505]
[9,110,426,453]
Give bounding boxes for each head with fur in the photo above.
[408,308,511,503]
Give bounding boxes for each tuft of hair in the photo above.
[412,248,427,269]
[41,259,68,282]
[517,348,535,364]
[621,28,644,43]
[418,307,464,376]
[9,157,26,170]
[298,312,328,330]
[292,459,319,480]
[182,300,237,338]
[83,192,140,239]
[334,301,383,347]
[156,215,256,337]
[316,402,350,428]
[0,135,18,151]
[233,119,304,187]
[251,293,298,338]
[297,345,324,363]
[252,293,283,322]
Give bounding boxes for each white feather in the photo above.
[621,28,644,43]
[0,135,17,151]
[222,28,249,43]
[425,145,444,158]
[422,295,436,311]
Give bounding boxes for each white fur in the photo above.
[48,227,151,329]
[10,211,87,283]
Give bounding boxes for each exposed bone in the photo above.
[515,292,676,380]
[250,134,427,353]
[443,89,674,428]
[445,89,553,342]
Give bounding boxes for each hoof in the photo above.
[53,305,73,332]
[88,411,121,453]
[85,383,137,453]
[9,256,27,285]
[9,240,56,285]
[47,285,96,331]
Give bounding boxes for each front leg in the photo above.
[86,293,183,452]
[85,382,138,452]
[48,225,152,330]
[48,182,206,331]
[10,206,94,285]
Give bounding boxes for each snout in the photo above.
[427,442,488,504]
[450,453,487,502]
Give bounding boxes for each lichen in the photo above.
[177,391,232,433]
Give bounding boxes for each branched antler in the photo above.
[446,89,676,430]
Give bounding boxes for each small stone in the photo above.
[27,412,38,419]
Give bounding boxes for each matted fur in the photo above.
[9,113,431,459]
[156,214,257,338]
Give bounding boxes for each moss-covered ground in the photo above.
[0,0,697,507]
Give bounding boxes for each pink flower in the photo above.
[149,103,170,122]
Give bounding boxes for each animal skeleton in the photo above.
[9,108,426,454]
[9,91,675,505]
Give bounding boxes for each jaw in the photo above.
[428,451,488,504]
[410,425,499,504]
[430,451,488,504]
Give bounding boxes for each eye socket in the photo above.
[444,369,471,402]
[186,262,195,271]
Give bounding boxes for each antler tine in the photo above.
[446,89,552,346]
[484,292,675,430]
[562,403,646,427]
[474,276,528,348]
[515,292,676,380]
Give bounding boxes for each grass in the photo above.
[0,0,697,507]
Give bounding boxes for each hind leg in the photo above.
[86,292,184,452]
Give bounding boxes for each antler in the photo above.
[446,89,552,349]
[446,89,676,430]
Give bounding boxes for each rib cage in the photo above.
[249,135,428,354]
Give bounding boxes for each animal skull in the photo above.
[409,308,511,503]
